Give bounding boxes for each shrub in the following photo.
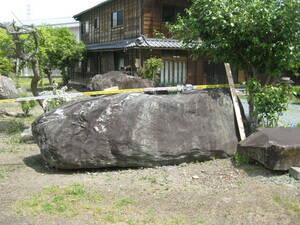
[292,87,300,98]
[139,57,163,81]
[5,120,25,134]
[19,93,37,117]
[246,79,292,128]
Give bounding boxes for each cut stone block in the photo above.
[238,128,300,171]
[289,167,300,180]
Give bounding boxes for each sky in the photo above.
[0,0,106,22]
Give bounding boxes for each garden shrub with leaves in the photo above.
[139,57,163,81]
[246,79,292,128]
[292,87,300,98]
[19,93,37,117]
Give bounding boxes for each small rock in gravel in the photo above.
[192,175,200,179]
[222,197,232,203]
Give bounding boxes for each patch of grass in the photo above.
[232,154,250,166]
[273,196,300,212]
[140,176,158,184]
[115,198,135,207]
[243,167,258,173]
[65,182,86,196]
[103,214,122,223]
[4,120,25,134]
[0,166,21,179]
[15,182,103,217]
[13,77,63,91]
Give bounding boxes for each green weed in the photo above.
[273,196,300,212]
[115,198,135,207]
[232,154,250,166]
[4,120,25,134]
[16,182,98,217]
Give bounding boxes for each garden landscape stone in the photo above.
[0,74,18,99]
[238,128,300,170]
[20,127,35,144]
[289,167,300,180]
[32,89,239,169]
[87,71,154,91]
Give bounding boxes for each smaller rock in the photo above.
[222,197,232,203]
[88,71,154,91]
[20,128,35,144]
[192,175,200,179]
[289,167,300,180]
[0,75,18,99]
[238,128,300,171]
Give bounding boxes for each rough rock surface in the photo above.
[20,127,35,144]
[32,89,238,169]
[88,71,154,91]
[238,128,300,170]
[0,75,18,99]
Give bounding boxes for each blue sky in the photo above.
[0,0,105,22]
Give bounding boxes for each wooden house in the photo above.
[72,0,240,86]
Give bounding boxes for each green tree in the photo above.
[0,29,14,75]
[171,0,300,128]
[38,27,85,85]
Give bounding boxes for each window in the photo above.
[112,10,124,28]
[94,17,100,29]
[162,6,185,24]
[81,21,89,34]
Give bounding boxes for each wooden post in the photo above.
[224,63,246,141]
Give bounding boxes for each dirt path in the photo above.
[0,104,300,225]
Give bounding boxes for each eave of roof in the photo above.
[86,37,189,51]
[74,0,111,19]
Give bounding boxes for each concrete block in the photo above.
[289,167,300,180]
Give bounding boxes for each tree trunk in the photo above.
[46,71,53,86]
[30,58,40,97]
[30,58,44,108]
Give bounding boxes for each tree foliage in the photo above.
[0,29,14,75]
[171,0,300,79]
[171,0,299,129]
[246,79,292,127]
[38,27,85,84]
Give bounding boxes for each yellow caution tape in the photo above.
[0,99,17,103]
[0,84,241,104]
[83,88,145,96]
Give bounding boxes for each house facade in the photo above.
[73,0,241,86]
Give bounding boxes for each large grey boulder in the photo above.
[88,71,154,91]
[0,75,18,99]
[238,128,300,170]
[32,89,238,169]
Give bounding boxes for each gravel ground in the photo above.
[0,103,300,225]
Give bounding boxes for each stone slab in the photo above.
[238,128,300,171]
[289,167,300,180]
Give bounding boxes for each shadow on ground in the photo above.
[23,154,141,175]
[230,158,288,178]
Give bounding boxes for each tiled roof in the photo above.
[87,37,186,51]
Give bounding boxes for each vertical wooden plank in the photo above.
[224,63,246,141]
[165,61,169,84]
[183,62,187,83]
[160,62,165,84]
[174,62,178,84]
[169,61,174,85]
[178,61,182,84]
